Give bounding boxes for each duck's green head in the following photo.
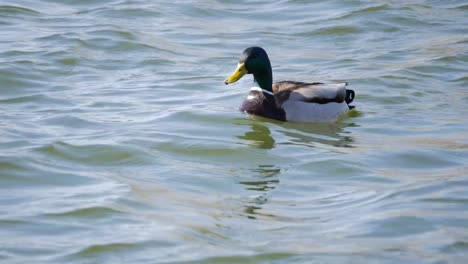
[225,47,273,90]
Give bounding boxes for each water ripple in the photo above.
[1,0,467,263]
[0,5,40,15]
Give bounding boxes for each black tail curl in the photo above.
[345,89,355,104]
[345,89,355,109]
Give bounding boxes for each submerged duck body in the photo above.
[225,47,355,123]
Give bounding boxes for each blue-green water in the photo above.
[1,1,467,263]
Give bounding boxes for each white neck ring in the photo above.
[249,87,274,96]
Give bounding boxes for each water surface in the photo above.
[1,0,467,263]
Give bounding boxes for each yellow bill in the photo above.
[225,63,247,85]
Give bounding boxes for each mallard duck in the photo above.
[225,47,355,122]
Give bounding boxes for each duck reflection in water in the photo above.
[233,119,356,219]
[239,164,281,220]
[236,118,356,149]
[279,121,356,148]
[237,121,276,149]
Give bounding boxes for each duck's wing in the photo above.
[273,81,348,107]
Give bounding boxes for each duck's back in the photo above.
[273,81,348,105]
